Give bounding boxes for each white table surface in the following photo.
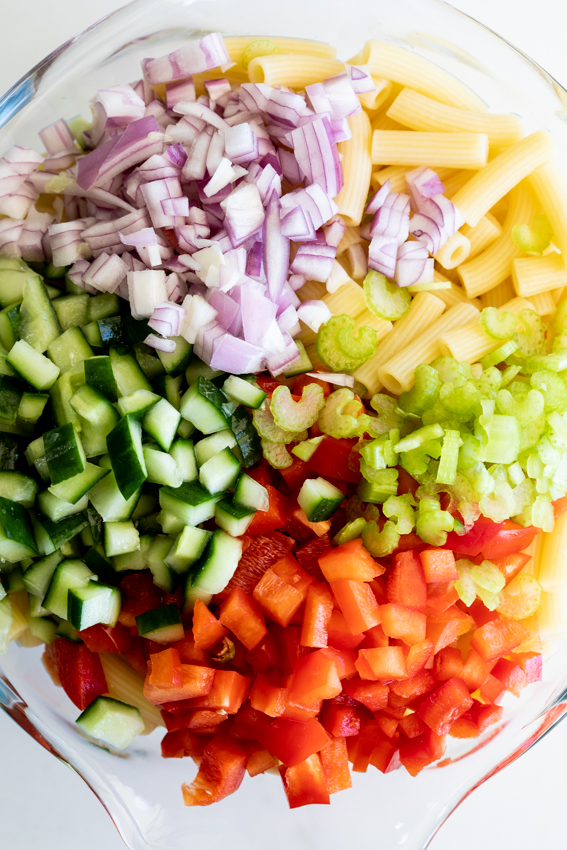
[2,1,567,848]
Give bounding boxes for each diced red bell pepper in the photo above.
[470,616,531,663]
[161,728,212,759]
[148,648,183,689]
[78,623,134,654]
[343,676,389,711]
[399,713,428,739]
[271,624,304,677]
[399,728,445,776]
[327,609,365,651]
[320,703,362,737]
[252,567,304,628]
[247,462,277,488]
[54,637,108,710]
[271,554,315,598]
[183,670,251,714]
[144,663,215,705]
[443,516,503,557]
[425,581,459,613]
[293,373,332,397]
[279,458,313,492]
[449,701,503,738]
[255,374,284,393]
[229,701,271,740]
[490,552,532,584]
[479,673,506,704]
[419,549,459,582]
[387,550,427,612]
[242,740,278,776]
[352,720,381,773]
[122,641,148,676]
[246,485,288,536]
[417,678,474,736]
[283,503,331,541]
[460,647,490,691]
[319,538,383,582]
[405,638,434,678]
[553,496,567,518]
[374,712,399,739]
[169,634,210,666]
[282,695,322,722]
[257,717,330,767]
[306,436,360,483]
[393,532,428,555]
[389,669,436,703]
[300,582,334,648]
[279,753,330,808]
[295,535,332,581]
[355,646,407,681]
[182,734,247,806]
[426,606,475,653]
[511,651,542,683]
[319,737,352,793]
[369,732,399,773]
[249,673,290,717]
[118,572,163,628]
[467,598,500,628]
[432,647,463,682]
[219,587,268,650]
[219,531,295,600]
[481,520,539,559]
[359,623,389,649]
[192,599,227,650]
[380,603,427,646]
[330,579,381,634]
[290,648,342,706]
[246,632,280,673]
[491,657,528,697]
[325,647,357,680]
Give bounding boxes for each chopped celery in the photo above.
[479,367,503,391]
[369,394,405,435]
[394,423,444,453]
[333,517,367,545]
[382,495,415,534]
[496,387,544,425]
[531,493,554,532]
[253,404,307,444]
[360,433,398,470]
[436,430,463,485]
[507,461,525,486]
[497,573,542,619]
[514,309,545,357]
[415,497,454,546]
[501,365,522,387]
[398,364,442,416]
[480,307,517,340]
[457,434,483,470]
[471,560,505,593]
[455,560,476,607]
[316,314,378,372]
[524,352,567,373]
[479,340,519,370]
[511,214,553,255]
[270,383,325,431]
[261,439,293,469]
[439,382,481,417]
[530,370,567,412]
[363,270,411,321]
[319,388,367,439]
[431,356,473,386]
[357,470,398,503]
[291,436,324,462]
[399,440,442,478]
[553,299,567,335]
[475,584,501,611]
[361,519,399,557]
[480,413,522,464]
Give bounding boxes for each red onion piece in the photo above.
[182,293,218,344]
[365,179,391,215]
[324,217,347,248]
[195,321,227,362]
[280,184,338,232]
[77,116,163,190]
[331,118,353,143]
[279,148,303,186]
[0,180,38,219]
[280,205,316,242]
[66,258,97,294]
[241,286,278,345]
[297,299,332,332]
[204,157,239,198]
[305,83,332,115]
[205,78,232,102]
[39,119,74,155]
[206,289,239,330]
[173,100,229,132]
[210,334,266,373]
[83,251,129,293]
[19,209,55,262]
[224,123,259,165]
[409,213,442,254]
[306,371,355,387]
[369,192,410,246]
[0,219,24,258]
[368,234,398,278]
[119,227,158,248]
[267,341,301,377]
[419,193,465,242]
[148,301,186,336]
[262,189,289,303]
[48,218,95,267]
[127,269,168,319]
[288,273,306,292]
[91,86,146,144]
[144,333,177,353]
[277,304,300,335]
[320,74,361,119]
[290,242,337,283]
[144,33,230,85]
[394,242,430,287]
[221,182,265,249]
[290,116,343,198]
[405,166,446,210]
[165,79,196,109]
[347,65,377,94]
[161,196,190,217]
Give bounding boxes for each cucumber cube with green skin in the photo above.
[0,259,40,309]
[134,344,165,381]
[298,477,345,522]
[47,327,94,373]
[55,619,81,641]
[215,500,256,537]
[199,447,241,494]
[67,580,121,631]
[38,491,89,523]
[230,407,262,468]
[83,547,117,586]
[87,294,120,322]
[188,529,243,600]
[22,551,63,599]
[48,462,109,505]
[18,392,49,423]
[0,471,37,507]
[232,473,269,511]
[52,294,89,330]
[164,525,212,574]
[50,369,83,430]
[33,513,89,556]
[113,534,151,572]
[84,356,118,402]
[44,423,86,484]
[156,337,193,376]
[76,696,144,750]
[168,440,197,483]
[43,559,95,618]
[109,346,152,396]
[142,398,181,452]
[104,521,140,557]
[70,383,120,457]
[194,430,237,467]
[116,389,160,419]
[7,340,60,390]
[0,376,22,423]
[88,471,140,523]
[156,510,185,534]
[159,482,221,526]
[27,615,57,643]
[147,535,175,592]
[4,567,24,593]
[0,496,38,562]
[143,445,183,488]
[106,415,147,500]
[222,374,266,409]
[135,603,184,644]
[19,276,62,352]
[180,376,229,434]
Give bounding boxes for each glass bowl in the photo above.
[2,1,567,847]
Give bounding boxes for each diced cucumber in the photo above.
[0,259,39,308]
[54,619,81,641]
[87,294,120,322]
[113,534,151,572]
[147,535,175,592]
[47,327,94,373]
[137,513,161,535]
[298,476,344,522]
[44,423,86,484]
[104,521,140,557]
[176,418,195,439]
[106,415,147,499]
[83,546,117,585]
[109,346,152,396]
[222,374,266,409]
[48,463,108,504]
[180,376,229,435]
[18,275,62,352]
[25,436,49,481]
[143,445,183,488]
[67,580,121,630]
[88,471,140,522]
[154,373,182,411]
[168,439,197,483]
[0,471,37,507]
[215,499,256,537]
[165,525,212,574]
[0,303,20,351]
[7,340,60,390]
[0,596,13,653]
[116,388,160,419]
[70,383,120,457]
[84,356,118,402]
[194,430,237,467]
[50,369,83,430]
[0,496,38,562]
[142,397,181,451]
[230,407,262,468]
[44,262,67,280]
[131,494,160,520]
[4,567,24,593]
[76,696,144,750]
[135,603,184,643]
[61,536,82,558]
[156,510,185,534]
[233,473,269,511]
[134,344,166,381]
[283,340,312,377]
[37,491,89,522]
[156,336,193,376]
[185,358,223,385]
[52,295,89,330]
[27,613,57,643]
[0,375,22,424]
[33,512,89,556]
[0,577,5,602]
[159,482,221,526]
[22,551,63,599]
[292,435,324,462]
[188,529,243,601]
[43,558,95,618]
[199,446,241,494]
[18,392,49,423]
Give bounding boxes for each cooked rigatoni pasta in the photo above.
[334,111,373,226]
[528,291,556,318]
[371,130,489,169]
[336,225,363,256]
[461,213,502,260]
[378,302,479,394]
[521,534,544,579]
[359,40,486,111]
[371,113,406,132]
[434,231,471,270]
[512,253,567,297]
[529,160,567,262]
[373,164,456,193]
[224,35,337,70]
[358,78,393,113]
[438,296,534,362]
[537,512,567,591]
[353,311,393,341]
[457,182,537,298]
[247,54,345,87]
[480,278,516,309]
[386,88,523,148]
[450,130,554,227]
[538,592,567,639]
[432,272,480,308]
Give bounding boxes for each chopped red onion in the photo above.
[18,209,55,262]
[290,116,343,198]
[182,293,218,344]
[394,242,430,287]
[39,119,74,155]
[83,251,129,293]
[325,258,351,293]
[127,269,168,319]
[140,176,185,229]
[280,205,316,242]
[173,100,229,132]
[195,321,227,362]
[280,184,338,231]
[419,193,465,242]
[262,190,289,303]
[206,289,239,330]
[224,123,259,166]
[277,304,300,334]
[161,196,190,217]
[66,257,97,294]
[307,371,355,387]
[253,163,282,204]
[405,166,446,210]
[0,179,38,219]
[77,116,164,190]
[320,74,361,119]
[166,144,188,169]
[368,234,398,278]
[143,33,230,85]
[221,182,265,249]
[148,301,186,336]
[144,333,177,353]
[305,83,332,115]
[241,286,278,345]
[210,334,266,373]
[165,79,196,109]
[205,79,232,102]
[267,341,301,377]
[346,243,368,281]
[369,191,410,246]
[204,157,240,198]
[183,127,214,182]
[119,227,158,248]
[365,179,391,215]
[409,213,442,255]
[290,242,337,283]
[48,218,95,267]
[0,219,24,258]
[347,65,377,94]
[324,217,347,248]
[331,118,353,143]
[297,300,332,332]
[279,148,303,186]
[91,85,146,144]
[288,273,306,292]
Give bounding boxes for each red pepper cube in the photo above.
[161,729,211,759]
[245,485,287,536]
[432,647,464,682]
[399,728,445,776]
[426,581,459,613]
[184,669,251,714]
[290,648,342,706]
[449,700,504,738]
[219,586,268,650]
[279,753,330,808]
[390,669,436,703]
[380,603,427,646]
[319,538,383,582]
[182,734,247,806]
[192,599,227,650]
[320,703,362,738]
[330,579,381,634]
[348,719,379,772]
[271,554,315,598]
[398,713,428,739]
[144,664,216,705]
[369,732,399,773]
[252,568,304,628]
[470,616,531,663]
[490,552,532,584]
[121,642,148,676]
[229,702,271,741]
[511,651,543,683]
[249,673,290,718]
[300,582,334,648]
[327,609,365,651]
[467,598,500,628]
[319,736,352,793]
[257,717,331,767]
[280,460,313,494]
[387,550,427,612]
[460,647,490,691]
[417,677,474,736]
[306,435,360,483]
[148,648,183,689]
[324,647,357,680]
[78,623,134,654]
[118,572,163,629]
[419,548,459,582]
[246,632,280,673]
[170,634,210,665]
[374,712,399,739]
[479,673,506,704]
[342,677,389,712]
[491,657,528,697]
[54,637,108,710]
[427,606,476,654]
[242,741,278,777]
[405,638,434,678]
[355,646,407,681]
[281,695,322,722]
[271,624,303,677]
[359,623,389,649]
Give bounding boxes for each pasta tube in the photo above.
[529,159,567,262]
[334,111,373,226]
[460,213,502,260]
[438,296,533,362]
[247,54,345,87]
[512,253,567,297]
[371,131,489,169]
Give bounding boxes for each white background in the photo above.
[2,1,567,848]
